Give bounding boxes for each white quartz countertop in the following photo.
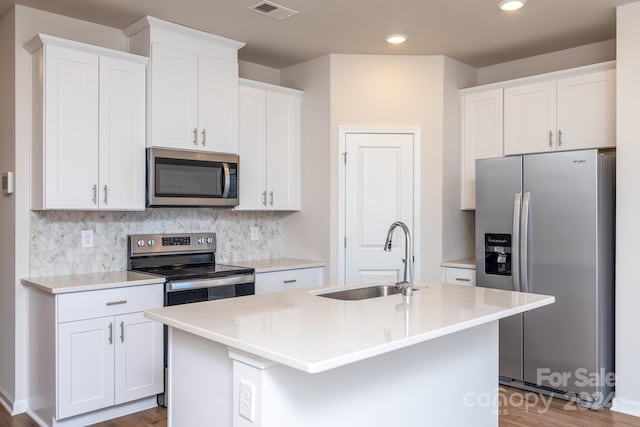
[441,258,476,269]
[230,258,326,273]
[22,271,164,294]
[145,280,553,373]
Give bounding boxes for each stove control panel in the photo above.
[128,233,216,256]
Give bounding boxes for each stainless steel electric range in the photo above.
[127,232,255,406]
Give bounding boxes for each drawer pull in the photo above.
[108,323,113,345]
[455,278,471,282]
[106,300,127,306]
[283,279,297,284]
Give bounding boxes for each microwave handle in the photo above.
[222,163,230,198]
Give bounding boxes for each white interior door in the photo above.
[344,133,414,283]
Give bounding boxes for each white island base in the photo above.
[168,321,499,427]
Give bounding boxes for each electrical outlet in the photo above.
[81,230,94,248]
[239,380,255,421]
[250,227,259,241]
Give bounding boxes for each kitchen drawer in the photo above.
[57,283,164,323]
[443,267,476,286]
[255,267,324,295]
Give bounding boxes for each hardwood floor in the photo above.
[3,387,640,426]
[499,387,640,427]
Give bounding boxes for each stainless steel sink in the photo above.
[316,284,403,301]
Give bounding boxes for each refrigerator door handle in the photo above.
[512,192,522,292]
[521,192,531,293]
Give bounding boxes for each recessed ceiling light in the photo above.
[498,0,527,11]
[386,34,407,44]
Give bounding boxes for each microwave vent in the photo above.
[249,1,298,20]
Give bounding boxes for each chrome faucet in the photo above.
[383,221,413,296]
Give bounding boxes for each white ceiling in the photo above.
[0,0,635,69]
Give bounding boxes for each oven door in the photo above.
[147,147,238,207]
[165,274,255,305]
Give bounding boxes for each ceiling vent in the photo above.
[249,1,298,20]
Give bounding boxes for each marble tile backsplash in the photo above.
[30,209,282,276]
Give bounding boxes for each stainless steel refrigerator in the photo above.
[475,149,615,407]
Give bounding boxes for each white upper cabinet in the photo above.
[27,34,147,211]
[504,80,557,156]
[266,91,299,209]
[150,43,198,150]
[198,54,239,153]
[125,16,245,154]
[237,84,268,210]
[556,70,616,151]
[504,67,616,156]
[237,79,301,211]
[460,61,615,210]
[461,88,504,210]
[99,56,146,210]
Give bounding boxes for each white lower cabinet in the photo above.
[28,283,164,424]
[57,288,164,419]
[255,267,324,294]
[58,317,115,418]
[442,267,476,286]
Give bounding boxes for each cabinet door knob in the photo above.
[193,128,198,145]
[92,185,97,205]
[103,185,108,205]
[262,191,267,207]
[548,130,553,148]
[269,191,274,207]
[201,129,206,146]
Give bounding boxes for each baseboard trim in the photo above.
[12,398,28,415]
[611,397,640,418]
[50,397,157,427]
[26,409,48,427]
[0,390,27,416]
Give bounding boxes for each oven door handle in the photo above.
[167,274,255,292]
[222,163,231,198]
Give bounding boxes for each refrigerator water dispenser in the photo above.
[484,234,511,276]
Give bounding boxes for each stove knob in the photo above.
[147,239,155,247]
[136,239,145,248]
[206,237,214,244]
[197,237,205,244]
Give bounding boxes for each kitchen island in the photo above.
[145,280,554,427]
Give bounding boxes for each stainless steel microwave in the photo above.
[147,148,239,207]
